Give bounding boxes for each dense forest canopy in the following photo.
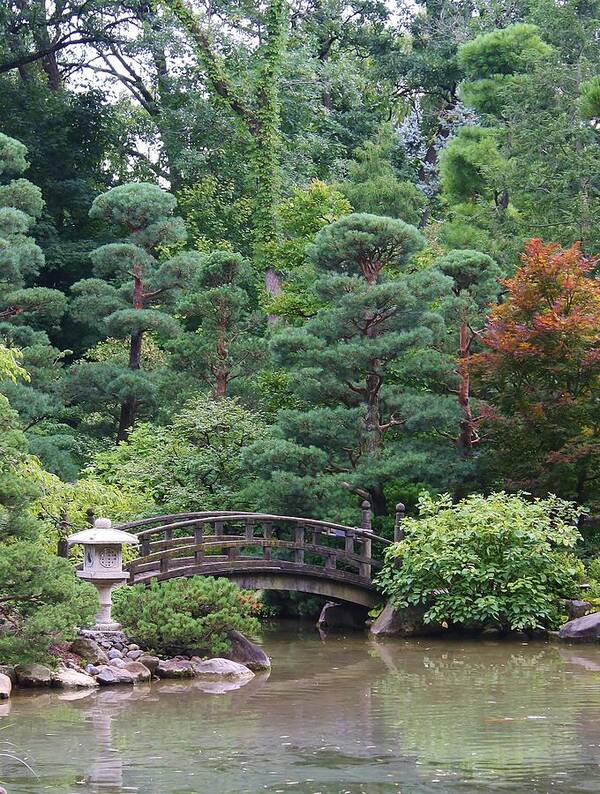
[0,0,598,544]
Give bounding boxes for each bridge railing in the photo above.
[122,511,391,585]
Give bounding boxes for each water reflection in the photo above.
[1,628,599,793]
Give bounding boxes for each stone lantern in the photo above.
[68,518,137,632]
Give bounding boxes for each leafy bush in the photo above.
[113,577,262,656]
[587,558,600,582]
[377,492,585,632]
[91,396,266,513]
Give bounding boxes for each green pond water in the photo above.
[1,624,600,793]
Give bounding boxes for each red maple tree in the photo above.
[472,238,600,503]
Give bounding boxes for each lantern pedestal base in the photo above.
[93,621,123,632]
[77,574,129,633]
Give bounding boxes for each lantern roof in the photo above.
[68,518,138,546]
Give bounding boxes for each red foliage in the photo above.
[474,238,600,382]
[471,239,600,502]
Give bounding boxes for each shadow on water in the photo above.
[1,624,600,793]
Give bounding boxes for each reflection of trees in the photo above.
[372,642,600,782]
[3,636,599,793]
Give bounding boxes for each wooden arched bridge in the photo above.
[112,508,394,608]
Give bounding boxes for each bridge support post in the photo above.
[359,500,373,580]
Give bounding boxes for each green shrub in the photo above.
[587,558,600,582]
[377,492,585,632]
[0,542,98,665]
[585,558,600,598]
[112,577,262,656]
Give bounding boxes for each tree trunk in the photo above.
[365,368,382,454]
[213,308,230,398]
[31,0,62,90]
[116,266,144,441]
[368,485,388,518]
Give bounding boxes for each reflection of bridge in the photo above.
[118,509,392,608]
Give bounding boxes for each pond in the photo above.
[2,624,600,793]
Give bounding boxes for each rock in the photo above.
[370,603,441,638]
[95,665,136,686]
[481,627,502,639]
[190,658,254,681]
[317,602,367,631]
[558,611,600,642]
[107,649,123,660]
[156,659,197,679]
[86,664,100,675]
[139,655,160,675]
[108,657,127,669]
[222,631,271,671]
[52,669,98,689]
[127,644,140,651]
[0,665,16,684]
[122,661,151,682]
[69,637,109,665]
[127,649,144,661]
[15,663,53,687]
[0,673,12,700]
[565,599,593,621]
[79,628,130,646]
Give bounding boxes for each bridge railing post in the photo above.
[359,500,373,580]
[394,502,406,542]
[294,524,305,564]
[344,529,355,555]
[228,520,240,560]
[263,522,273,560]
[194,523,204,564]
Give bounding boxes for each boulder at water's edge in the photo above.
[0,673,11,700]
[317,602,368,630]
[370,602,441,637]
[222,631,271,671]
[558,612,600,642]
[191,657,255,681]
[15,664,53,687]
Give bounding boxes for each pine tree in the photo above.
[173,251,266,398]
[68,182,200,440]
[436,249,501,454]
[244,213,453,519]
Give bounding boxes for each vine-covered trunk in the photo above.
[253,0,287,298]
[457,322,476,455]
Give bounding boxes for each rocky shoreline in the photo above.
[0,629,270,701]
